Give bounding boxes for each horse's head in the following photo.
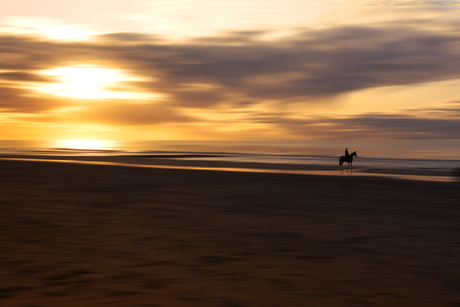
[352,151,357,157]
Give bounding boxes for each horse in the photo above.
[339,151,357,170]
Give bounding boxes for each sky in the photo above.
[0,0,459,142]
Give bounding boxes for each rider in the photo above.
[345,148,350,162]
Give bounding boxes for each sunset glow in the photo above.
[55,139,116,151]
[0,0,459,141]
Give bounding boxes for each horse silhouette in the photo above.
[339,151,357,169]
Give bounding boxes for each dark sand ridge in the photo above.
[0,159,459,306]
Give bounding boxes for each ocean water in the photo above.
[1,140,460,173]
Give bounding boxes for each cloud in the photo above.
[0,86,64,112]
[95,32,164,44]
[78,102,193,126]
[1,9,460,139]
[0,72,53,82]
[94,25,460,105]
[249,102,460,140]
[2,19,460,108]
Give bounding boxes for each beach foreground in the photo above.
[0,159,459,306]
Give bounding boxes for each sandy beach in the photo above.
[0,158,459,306]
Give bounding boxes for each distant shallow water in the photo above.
[1,139,460,159]
[1,140,460,179]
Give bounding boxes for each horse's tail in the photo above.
[339,156,344,166]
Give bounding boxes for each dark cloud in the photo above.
[170,90,226,107]
[250,106,460,140]
[98,25,460,104]
[0,35,95,71]
[0,72,53,82]
[94,32,164,44]
[0,85,63,112]
[189,30,268,44]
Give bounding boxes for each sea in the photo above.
[1,140,460,175]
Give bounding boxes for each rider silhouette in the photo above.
[345,148,350,162]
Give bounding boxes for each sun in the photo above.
[38,64,145,99]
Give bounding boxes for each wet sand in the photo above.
[0,158,459,306]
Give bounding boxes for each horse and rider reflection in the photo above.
[339,148,357,200]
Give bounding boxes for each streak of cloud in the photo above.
[81,25,460,107]
[248,102,460,140]
[133,0,459,6]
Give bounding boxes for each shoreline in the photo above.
[0,154,457,182]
